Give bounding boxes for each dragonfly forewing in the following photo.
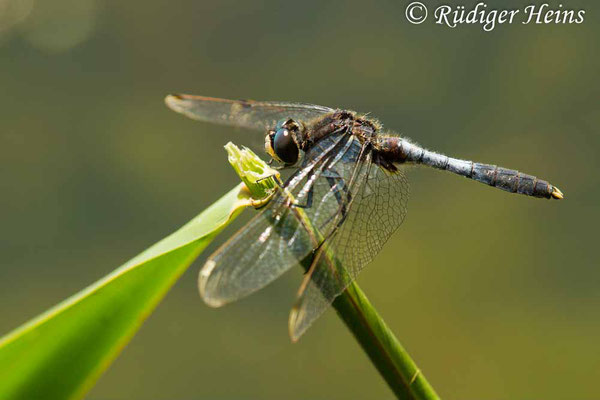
[165,94,334,132]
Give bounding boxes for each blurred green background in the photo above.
[1,0,598,398]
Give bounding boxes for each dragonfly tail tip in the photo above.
[551,186,564,200]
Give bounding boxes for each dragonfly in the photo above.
[165,94,563,341]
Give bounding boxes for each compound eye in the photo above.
[273,128,298,165]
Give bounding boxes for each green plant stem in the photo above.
[297,245,439,400]
[291,221,439,399]
[333,282,440,400]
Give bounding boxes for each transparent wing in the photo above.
[199,203,314,307]
[289,156,410,341]
[199,132,357,307]
[165,94,335,131]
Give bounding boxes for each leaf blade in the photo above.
[0,183,249,400]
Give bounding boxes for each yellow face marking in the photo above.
[264,133,281,162]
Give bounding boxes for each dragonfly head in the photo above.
[265,119,302,166]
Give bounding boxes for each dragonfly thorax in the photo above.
[308,111,380,144]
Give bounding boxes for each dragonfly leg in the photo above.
[290,170,351,223]
[320,170,352,231]
[288,165,319,209]
[290,185,314,209]
[256,174,280,184]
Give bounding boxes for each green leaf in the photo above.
[0,183,253,400]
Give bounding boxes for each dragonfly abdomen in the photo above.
[378,136,563,199]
